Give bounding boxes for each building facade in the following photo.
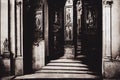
[0,0,120,79]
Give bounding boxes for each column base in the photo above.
[15,57,23,76]
[103,56,112,61]
[0,56,11,76]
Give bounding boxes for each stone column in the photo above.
[16,0,22,57]
[15,0,23,75]
[44,0,49,57]
[9,0,16,57]
[102,0,113,76]
[103,0,113,60]
[9,0,16,75]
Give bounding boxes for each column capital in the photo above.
[103,0,113,6]
[16,0,22,7]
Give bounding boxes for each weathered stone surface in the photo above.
[104,61,120,78]
[15,57,23,75]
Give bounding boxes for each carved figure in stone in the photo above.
[65,8,72,40]
[65,25,72,40]
[35,12,42,31]
[66,9,71,23]
[3,38,9,52]
[76,0,82,33]
[53,12,60,32]
[86,10,95,28]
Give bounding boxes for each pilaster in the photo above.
[14,0,23,75]
[102,0,113,61]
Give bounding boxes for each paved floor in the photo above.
[14,55,101,79]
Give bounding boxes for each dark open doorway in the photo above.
[48,0,65,60]
[47,0,102,76]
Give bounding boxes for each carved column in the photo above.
[103,0,113,60]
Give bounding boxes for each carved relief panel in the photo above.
[33,10,43,46]
[64,0,73,41]
[33,0,43,46]
[76,0,82,34]
[84,5,97,33]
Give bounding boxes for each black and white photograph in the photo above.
[0,0,120,80]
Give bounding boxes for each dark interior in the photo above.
[23,0,102,76]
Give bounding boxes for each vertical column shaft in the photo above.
[16,0,22,57]
[10,0,15,57]
[104,0,113,60]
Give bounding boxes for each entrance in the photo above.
[48,0,102,75]
[48,0,65,60]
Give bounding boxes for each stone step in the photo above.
[15,72,99,79]
[37,69,95,74]
[47,62,88,67]
[42,66,89,71]
[50,59,81,63]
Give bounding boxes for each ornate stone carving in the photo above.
[76,0,82,18]
[86,9,96,29]
[2,38,10,58]
[3,38,9,53]
[16,0,22,7]
[76,0,82,34]
[53,12,61,33]
[103,0,113,5]
[64,7,73,41]
[33,11,43,46]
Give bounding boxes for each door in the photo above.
[82,0,102,74]
[48,2,64,60]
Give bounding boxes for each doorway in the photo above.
[48,0,102,76]
[48,0,65,60]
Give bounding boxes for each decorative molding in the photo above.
[103,0,113,6]
[16,0,22,7]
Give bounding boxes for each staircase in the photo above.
[76,34,82,56]
[15,55,100,79]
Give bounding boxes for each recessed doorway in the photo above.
[47,0,102,77]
